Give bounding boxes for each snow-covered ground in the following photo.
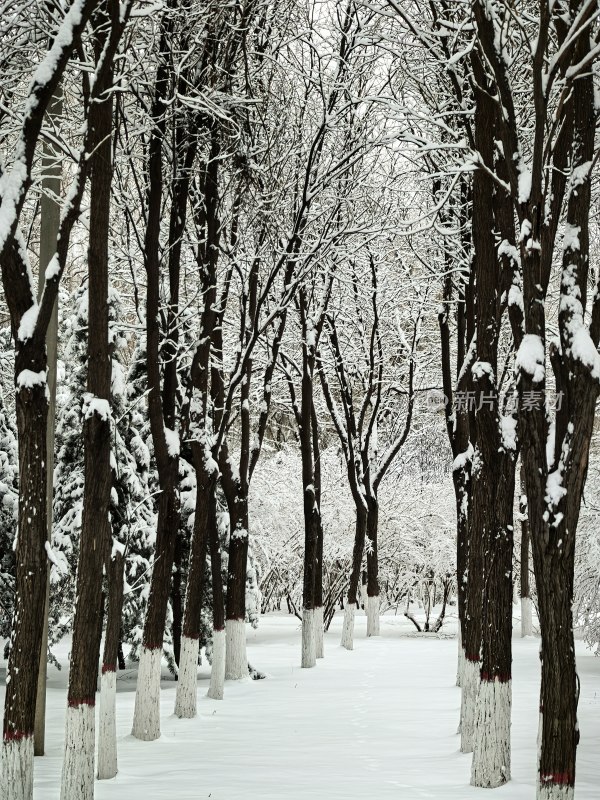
[2,612,600,799]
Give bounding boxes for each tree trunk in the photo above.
[453,463,470,689]
[97,551,125,780]
[174,462,214,717]
[0,372,48,800]
[519,466,533,637]
[460,57,493,758]
[34,87,61,759]
[224,493,250,679]
[132,478,179,740]
[365,494,379,637]
[207,486,225,700]
[132,12,182,739]
[60,32,114,794]
[530,32,595,796]
[313,402,324,659]
[437,181,471,693]
[171,530,183,669]
[299,310,318,668]
[471,453,515,787]
[341,505,367,650]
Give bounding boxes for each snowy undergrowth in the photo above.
[1,613,600,799]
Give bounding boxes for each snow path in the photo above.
[2,613,600,798]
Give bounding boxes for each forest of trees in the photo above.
[1,0,600,799]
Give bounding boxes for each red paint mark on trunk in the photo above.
[3,729,31,742]
[480,671,511,683]
[68,697,96,708]
[142,641,162,652]
[540,772,574,786]
[102,663,116,674]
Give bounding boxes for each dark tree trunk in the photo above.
[225,494,250,621]
[340,504,368,649]
[312,401,324,656]
[171,531,183,668]
[1,360,48,762]
[61,21,114,791]
[480,458,515,684]
[141,482,180,651]
[469,53,519,788]
[347,506,368,607]
[365,496,379,598]
[0,3,112,791]
[438,182,471,689]
[207,483,225,699]
[117,643,126,671]
[209,493,225,635]
[463,55,510,773]
[222,484,250,678]
[97,550,125,780]
[132,10,183,741]
[173,457,213,715]
[365,494,379,636]
[298,289,320,666]
[179,469,212,629]
[312,401,324,615]
[102,552,126,676]
[520,493,530,600]
[519,465,533,637]
[530,26,596,794]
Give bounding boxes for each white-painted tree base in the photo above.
[471,678,511,787]
[132,646,162,741]
[301,608,316,668]
[366,595,380,637]
[0,735,34,800]
[315,605,324,659]
[537,783,574,800]
[341,602,356,650]
[225,619,249,680]
[60,703,95,800]
[460,658,480,753]
[521,596,533,637]
[207,629,225,700]
[174,636,199,718]
[97,670,117,780]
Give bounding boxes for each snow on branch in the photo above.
[516,334,545,384]
[16,369,47,390]
[83,394,111,421]
[0,0,99,259]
